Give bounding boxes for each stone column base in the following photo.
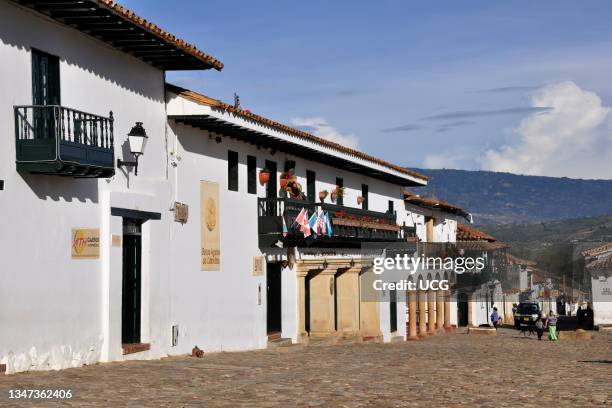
[297,331,310,345]
[338,330,359,339]
[308,330,338,339]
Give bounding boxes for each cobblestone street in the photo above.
[1,329,610,407]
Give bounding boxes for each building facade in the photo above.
[0,0,222,373]
[2,0,517,376]
[1,0,458,374]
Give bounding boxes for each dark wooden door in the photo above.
[265,160,277,216]
[389,287,397,332]
[32,49,60,140]
[458,293,468,327]
[122,220,142,344]
[266,262,282,334]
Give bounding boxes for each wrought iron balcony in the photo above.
[14,105,115,178]
[258,198,410,248]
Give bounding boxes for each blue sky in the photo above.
[122,0,612,178]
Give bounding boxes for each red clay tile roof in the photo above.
[456,241,510,251]
[507,254,537,267]
[97,1,223,71]
[403,192,470,219]
[166,84,428,182]
[586,253,612,271]
[12,0,223,71]
[581,242,612,257]
[456,223,498,242]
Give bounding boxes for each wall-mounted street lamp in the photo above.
[117,122,148,175]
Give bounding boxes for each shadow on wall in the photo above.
[174,122,397,198]
[21,172,99,203]
[0,1,164,104]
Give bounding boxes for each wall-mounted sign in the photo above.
[253,256,264,276]
[200,181,220,271]
[111,234,122,247]
[174,201,189,223]
[71,228,100,259]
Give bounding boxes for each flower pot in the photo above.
[259,170,270,185]
[357,196,364,205]
[330,191,337,203]
[319,191,329,202]
[279,172,290,189]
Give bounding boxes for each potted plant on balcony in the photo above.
[319,189,329,202]
[279,172,291,190]
[357,196,364,205]
[286,178,304,199]
[330,187,344,203]
[259,168,271,185]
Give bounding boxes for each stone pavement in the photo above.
[0,329,610,407]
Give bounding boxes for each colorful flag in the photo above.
[324,211,333,237]
[282,211,288,237]
[308,211,318,238]
[295,208,311,238]
[316,210,326,236]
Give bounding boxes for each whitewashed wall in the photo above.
[0,0,437,375]
[165,112,420,349]
[591,275,612,326]
[0,1,169,373]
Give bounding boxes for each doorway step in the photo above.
[267,332,293,349]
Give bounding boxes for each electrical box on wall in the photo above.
[173,202,189,224]
[171,325,179,347]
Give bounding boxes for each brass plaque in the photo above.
[111,234,122,247]
[253,256,264,276]
[174,202,189,223]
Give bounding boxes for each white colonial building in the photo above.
[0,0,223,373]
[0,0,491,376]
[583,243,612,327]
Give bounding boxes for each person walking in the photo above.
[535,317,545,340]
[546,311,558,341]
[490,307,501,330]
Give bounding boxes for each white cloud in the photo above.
[290,117,359,149]
[482,81,612,179]
[423,150,468,169]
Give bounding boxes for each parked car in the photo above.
[514,302,541,328]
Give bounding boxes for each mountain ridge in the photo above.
[410,168,612,225]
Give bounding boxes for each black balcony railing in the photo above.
[14,105,115,178]
[258,197,409,248]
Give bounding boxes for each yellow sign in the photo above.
[253,256,264,276]
[201,181,220,271]
[71,228,100,259]
[111,234,122,247]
